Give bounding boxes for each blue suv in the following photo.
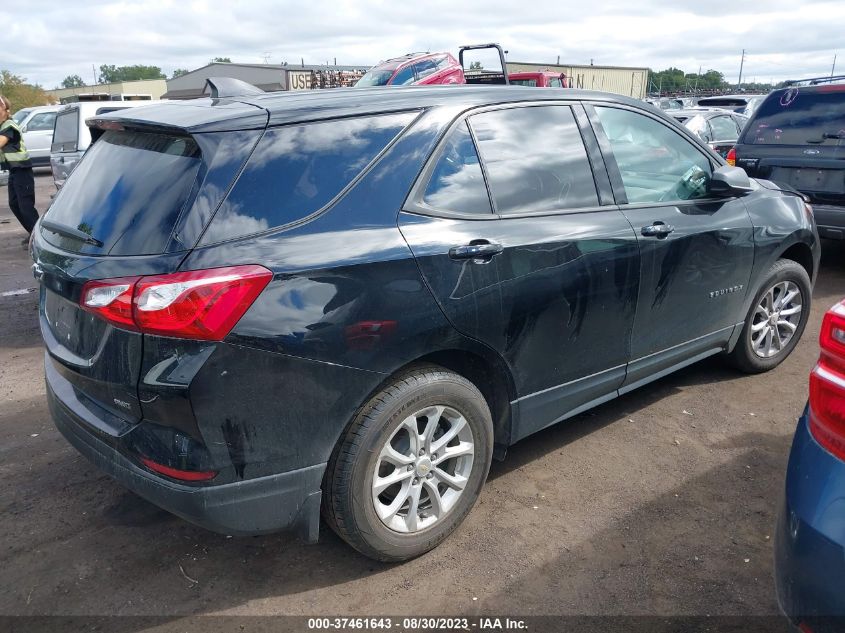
[776,299,845,630]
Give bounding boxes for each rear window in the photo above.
[698,98,747,107]
[200,112,417,244]
[43,130,201,255]
[744,88,845,145]
[51,110,79,152]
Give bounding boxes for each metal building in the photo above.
[507,62,649,99]
[46,79,168,104]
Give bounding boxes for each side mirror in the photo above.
[709,164,753,197]
[20,124,27,133]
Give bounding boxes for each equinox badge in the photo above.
[709,285,744,299]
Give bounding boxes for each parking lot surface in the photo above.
[2,172,844,624]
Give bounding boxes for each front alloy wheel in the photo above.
[750,281,803,358]
[728,258,811,374]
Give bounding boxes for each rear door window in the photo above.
[43,130,201,255]
[52,110,79,152]
[421,122,492,215]
[469,105,599,214]
[201,112,417,244]
[744,88,845,145]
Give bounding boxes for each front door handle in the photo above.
[641,222,675,238]
[448,242,504,261]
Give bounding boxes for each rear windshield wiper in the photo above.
[806,131,845,143]
[41,219,104,247]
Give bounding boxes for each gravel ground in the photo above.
[1,172,843,631]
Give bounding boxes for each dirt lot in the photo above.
[1,172,844,630]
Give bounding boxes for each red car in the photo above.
[508,71,569,88]
[355,52,464,87]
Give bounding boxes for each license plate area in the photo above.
[771,167,842,193]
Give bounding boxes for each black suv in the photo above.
[32,85,819,561]
[733,78,845,239]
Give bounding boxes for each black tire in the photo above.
[727,259,811,374]
[322,365,493,562]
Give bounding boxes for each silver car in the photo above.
[15,105,62,167]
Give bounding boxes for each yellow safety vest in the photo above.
[0,118,31,165]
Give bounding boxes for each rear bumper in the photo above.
[47,375,324,541]
[813,204,845,240]
[775,411,845,623]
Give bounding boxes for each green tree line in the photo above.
[59,58,232,87]
[648,67,777,94]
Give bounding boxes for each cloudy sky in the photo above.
[8,0,843,89]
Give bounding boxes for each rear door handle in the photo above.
[448,242,504,261]
[641,222,675,238]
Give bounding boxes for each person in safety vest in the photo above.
[0,95,39,244]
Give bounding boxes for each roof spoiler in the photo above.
[783,74,845,87]
[203,77,265,98]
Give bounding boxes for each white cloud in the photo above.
[6,0,842,89]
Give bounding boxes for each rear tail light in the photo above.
[81,277,140,331]
[80,265,272,341]
[726,147,737,166]
[809,301,845,461]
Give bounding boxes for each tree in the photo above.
[648,67,729,94]
[0,70,53,110]
[469,61,483,70]
[171,68,190,78]
[61,74,86,88]
[213,57,232,63]
[98,64,166,84]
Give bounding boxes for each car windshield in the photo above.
[355,70,395,87]
[745,88,845,145]
[12,109,32,123]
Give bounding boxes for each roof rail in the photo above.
[203,77,265,99]
[783,74,845,87]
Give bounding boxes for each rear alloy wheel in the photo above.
[372,404,475,534]
[728,258,811,373]
[323,366,493,562]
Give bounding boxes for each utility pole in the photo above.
[737,49,746,91]
[694,64,701,96]
[832,54,838,79]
